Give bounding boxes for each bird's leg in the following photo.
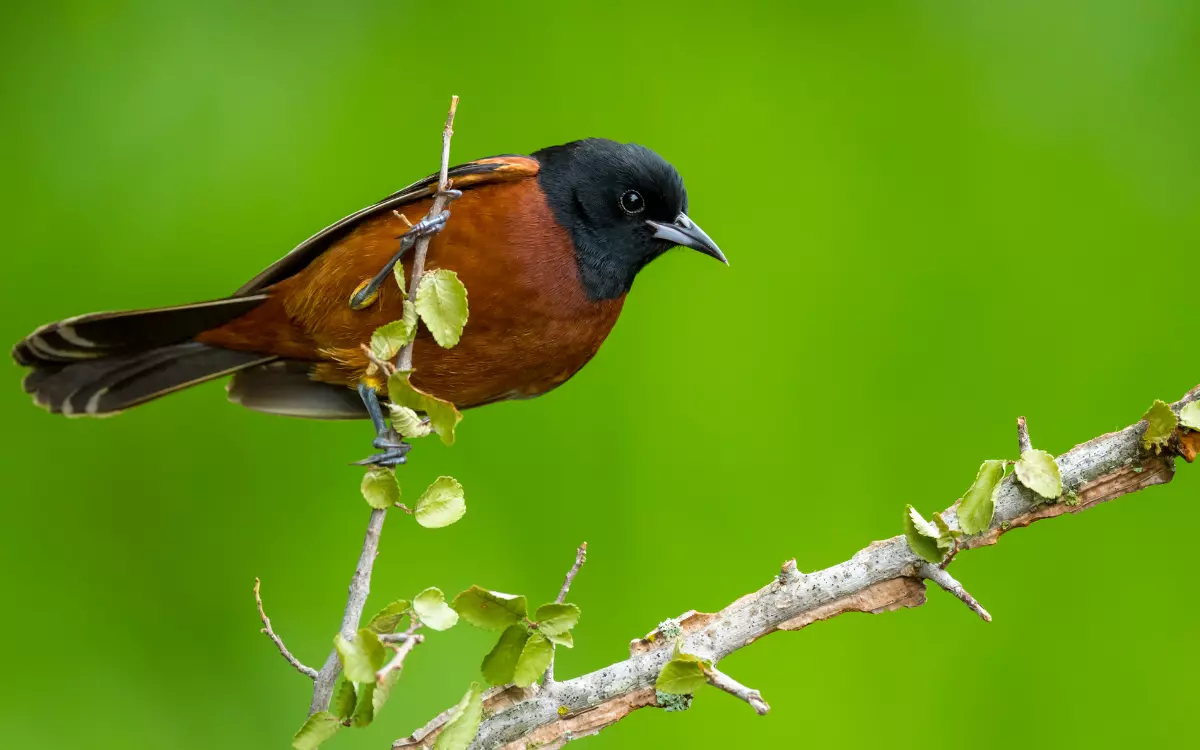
[354,383,411,468]
[348,194,462,310]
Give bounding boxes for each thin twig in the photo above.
[1018,415,1032,454]
[361,343,397,379]
[397,95,459,373]
[377,622,425,684]
[918,562,992,622]
[703,665,770,716]
[309,507,388,714]
[556,542,588,604]
[253,578,317,680]
[544,542,588,685]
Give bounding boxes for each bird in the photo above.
[12,138,726,466]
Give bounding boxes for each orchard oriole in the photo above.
[13,138,725,465]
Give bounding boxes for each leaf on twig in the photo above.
[366,600,411,635]
[393,261,408,297]
[371,318,415,362]
[932,512,959,551]
[351,682,377,727]
[372,668,402,720]
[387,370,462,446]
[414,476,466,528]
[903,505,945,563]
[513,631,553,688]
[335,629,387,683]
[415,269,469,348]
[414,587,459,631]
[388,404,432,438]
[453,586,528,630]
[958,460,1005,534]
[292,712,341,750]
[545,630,574,648]
[361,468,400,510]
[534,603,580,636]
[333,677,357,721]
[1014,449,1063,499]
[656,642,711,695]
[1142,399,1178,454]
[1182,402,1200,431]
[433,682,484,750]
[481,624,529,685]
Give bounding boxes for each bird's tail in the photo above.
[13,295,276,417]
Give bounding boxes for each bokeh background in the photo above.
[2,1,1198,748]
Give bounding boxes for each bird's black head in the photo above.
[533,138,726,300]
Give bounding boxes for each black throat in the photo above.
[533,143,645,301]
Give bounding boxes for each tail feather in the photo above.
[15,294,276,417]
[26,343,276,416]
[13,294,268,366]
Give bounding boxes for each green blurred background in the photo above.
[2,1,1198,748]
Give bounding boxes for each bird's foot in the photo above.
[355,435,413,468]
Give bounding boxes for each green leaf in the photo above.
[366,600,411,635]
[534,603,580,636]
[292,712,341,750]
[360,468,400,510]
[351,681,376,728]
[481,624,529,685]
[335,629,387,684]
[413,587,459,631]
[333,677,357,721]
[415,268,469,349]
[452,586,528,630]
[387,370,463,446]
[370,318,415,362]
[414,476,466,528]
[1014,449,1063,500]
[393,261,408,297]
[958,460,1005,534]
[513,631,553,688]
[545,630,574,648]
[388,404,432,439]
[433,682,485,750]
[656,659,708,695]
[932,513,958,551]
[1182,402,1200,431]
[1142,399,1178,454]
[903,505,944,563]
[372,669,401,719]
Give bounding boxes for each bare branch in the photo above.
[703,665,770,716]
[253,578,317,680]
[1018,415,1032,453]
[918,562,991,622]
[394,384,1198,750]
[397,95,459,373]
[310,507,387,714]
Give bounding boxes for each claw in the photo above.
[354,448,409,468]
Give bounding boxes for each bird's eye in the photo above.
[619,189,645,214]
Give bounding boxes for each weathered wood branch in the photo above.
[394,383,1199,750]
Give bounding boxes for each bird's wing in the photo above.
[234,155,540,295]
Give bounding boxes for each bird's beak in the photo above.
[646,214,728,265]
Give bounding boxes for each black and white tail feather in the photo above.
[15,296,275,417]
